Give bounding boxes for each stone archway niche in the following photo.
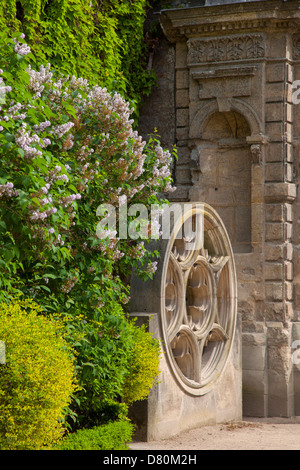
[129,203,241,441]
[190,110,252,253]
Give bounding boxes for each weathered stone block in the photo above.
[265,222,284,242]
[286,103,292,123]
[265,81,285,102]
[265,183,297,203]
[176,69,189,90]
[285,261,293,280]
[265,262,283,280]
[265,282,284,301]
[264,302,284,322]
[265,142,284,163]
[292,324,300,411]
[176,126,189,140]
[170,186,189,202]
[286,122,293,143]
[242,369,266,417]
[285,242,293,261]
[267,322,293,361]
[266,63,285,83]
[287,83,293,105]
[285,301,294,320]
[265,102,284,122]
[286,162,293,182]
[285,203,293,222]
[287,63,293,84]
[267,320,294,417]
[286,222,293,240]
[251,203,263,243]
[265,243,284,261]
[176,139,189,149]
[176,108,189,127]
[176,41,188,68]
[235,206,252,244]
[175,167,191,184]
[177,146,191,165]
[294,367,300,415]
[251,164,263,186]
[198,76,252,100]
[265,163,284,182]
[286,143,293,163]
[265,204,284,222]
[293,284,300,316]
[242,332,266,371]
[234,187,252,206]
[176,89,189,108]
[251,183,263,203]
[267,370,294,417]
[216,206,234,242]
[265,122,284,141]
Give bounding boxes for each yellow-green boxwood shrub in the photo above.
[122,321,161,404]
[0,298,78,450]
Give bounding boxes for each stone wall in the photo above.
[138,0,300,419]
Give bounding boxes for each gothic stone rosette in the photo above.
[130,203,237,397]
[161,203,237,396]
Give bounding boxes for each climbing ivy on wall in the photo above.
[0,0,155,112]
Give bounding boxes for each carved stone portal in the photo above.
[137,0,300,432]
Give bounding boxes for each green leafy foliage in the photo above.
[0,32,173,432]
[0,298,78,450]
[0,0,156,115]
[122,320,161,404]
[55,420,134,450]
[0,30,174,307]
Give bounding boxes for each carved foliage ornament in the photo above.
[293,34,300,60]
[161,204,237,396]
[187,34,265,65]
[250,144,262,165]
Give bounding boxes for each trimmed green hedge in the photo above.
[55,420,134,450]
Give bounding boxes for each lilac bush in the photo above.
[0,32,175,299]
[0,31,175,426]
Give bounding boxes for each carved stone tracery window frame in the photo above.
[160,203,237,396]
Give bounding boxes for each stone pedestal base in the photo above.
[129,312,242,441]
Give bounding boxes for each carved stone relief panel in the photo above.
[161,203,237,395]
[187,34,265,65]
[293,34,300,59]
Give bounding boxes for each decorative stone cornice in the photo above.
[180,20,268,38]
[158,0,300,43]
[191,66,257,79]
